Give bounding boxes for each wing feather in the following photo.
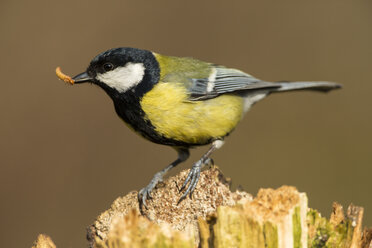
[188,66,279,100]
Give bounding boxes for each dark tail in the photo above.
[272,81,342,93]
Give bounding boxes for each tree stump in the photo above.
[32,166,372,248]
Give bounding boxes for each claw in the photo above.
[188,175,199,199]
[138,188,149,209]
[138,172,164,210]
[138,188,151,210]
[138,149,190,210]
[178,161,202,204]
[179,170,193,192]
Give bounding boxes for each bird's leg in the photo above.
[138,148,189,209]
[178,140,224,204]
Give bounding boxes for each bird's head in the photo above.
[72,47,159,96]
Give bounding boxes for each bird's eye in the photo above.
[103,63,114,72]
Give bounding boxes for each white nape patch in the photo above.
[207,68,217,92]
[243,93,267,113]
[96,63,145,93]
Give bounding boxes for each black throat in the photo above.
[94,50,193,147]
[96,50,160,137]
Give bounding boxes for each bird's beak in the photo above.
[72,72,92,84]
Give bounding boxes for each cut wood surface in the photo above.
[32,166,372,248]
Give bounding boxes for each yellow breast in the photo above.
[140,82,244,145]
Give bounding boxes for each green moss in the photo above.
[245,218,265,248]
[307,209,332,248]
[293,206,302,248]
[213,207,270,248]
[325,219,353,248]
[263,222,278,248]
[213,206,245,247]
[307,209,356,248]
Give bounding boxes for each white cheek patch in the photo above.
[96,63,145,93]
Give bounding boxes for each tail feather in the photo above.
[273,81,342,93]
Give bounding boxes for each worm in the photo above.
[55,67,74,85]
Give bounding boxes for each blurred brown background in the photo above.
[0,0,371,247]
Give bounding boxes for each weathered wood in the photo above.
[31,234,56,248]
[197,186,308,248]
[94,209,196,248]
[86,167,252,247]
[31,166,372,248]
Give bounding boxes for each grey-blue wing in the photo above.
[188,66,280,101]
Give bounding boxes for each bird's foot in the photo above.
[178,160,203,204]
[138,171,164,209]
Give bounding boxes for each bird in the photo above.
[62,47,341,208]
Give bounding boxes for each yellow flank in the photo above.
[140,82,244,144]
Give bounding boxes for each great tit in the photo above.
[67,47,340,207]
